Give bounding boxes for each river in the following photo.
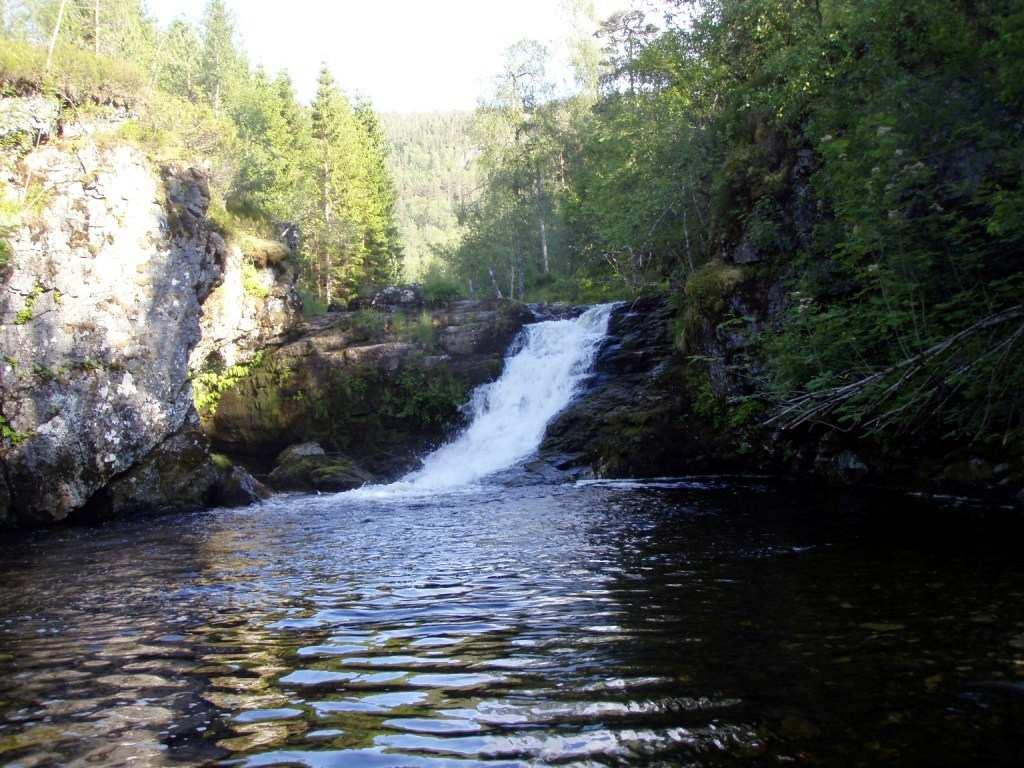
[1,308,1023,766]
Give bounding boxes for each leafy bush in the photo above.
[0,181,18,270]
[193,352,265,416]
[421,268,463,305]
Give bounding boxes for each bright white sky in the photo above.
[148,0,631,112]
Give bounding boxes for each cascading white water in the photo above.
[380,303,616,492]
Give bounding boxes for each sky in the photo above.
[148,0,631,113]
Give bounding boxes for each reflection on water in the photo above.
[1,479,1023,766]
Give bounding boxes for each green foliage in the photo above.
[380,111,478,280]
[0,181,18,269]
[210,452,234,471]
[193,351,265,416]
[421,267,463,305]
[0,415,30,446]
[350,309,388,339]
[675,262,745,353]
[14,285,43,325]
[390,311,438,349]
[241,262,269,300]
[378,368,465,425]
[0,38,144,102]
[3,1,402,314]
[298,283,328,317]
[445,0,1024,448]
[311,364,470,452]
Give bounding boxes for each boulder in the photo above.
[267,453,376,493]
[371,285,424,311]
[218,466,273,507]
[89,426,223,520]
[942,458,996,486]
[276,442,327,465]
[0,95,59,142]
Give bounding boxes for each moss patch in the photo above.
[675,261,746,353]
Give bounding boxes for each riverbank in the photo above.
[541,296,1024,510]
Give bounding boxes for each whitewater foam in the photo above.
[353,303,616,495]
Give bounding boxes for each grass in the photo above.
[0,38,143,104]
[14,285,42,325]
[239,234,290,268]
[392,310,437,349]
[0,181,18,269]
[350,309,388,338]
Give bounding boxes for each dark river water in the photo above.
[1,478,1023,767]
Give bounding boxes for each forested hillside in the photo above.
[0,0,401,310]
[436,0,1024,461]
[380,111,477,282]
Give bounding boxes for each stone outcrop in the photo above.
[0,125,267,527]
[203,299,533,478]
[191,242,302,374]
[0,95,60,142]
[540,297,733,478]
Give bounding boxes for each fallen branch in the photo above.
[767,305,1024,432]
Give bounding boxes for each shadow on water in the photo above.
[0,478,1023,766]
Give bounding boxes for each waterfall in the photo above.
[380,303,616,492]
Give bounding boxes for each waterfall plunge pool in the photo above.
[1,480,1023,766]
[2,307,1023,766]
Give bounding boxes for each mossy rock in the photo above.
[267,454,376,493]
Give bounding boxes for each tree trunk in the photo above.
[46,0,70,74]
[512,236,525,300]
[320,154,332,306]
[535,173,549,274]
[488,266,503,299]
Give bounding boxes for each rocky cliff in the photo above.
[0,96,279,528]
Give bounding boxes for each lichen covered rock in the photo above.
[0,139,228,526]
[190,242,301,375]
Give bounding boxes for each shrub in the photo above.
[193,352,265,416]
[350,309,388,338]
[298,284,328,317]
[422,267,462,305]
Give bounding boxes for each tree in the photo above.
[199,0,240,111]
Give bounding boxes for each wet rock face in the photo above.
[539,297,713,477]
[0,142,227,526]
